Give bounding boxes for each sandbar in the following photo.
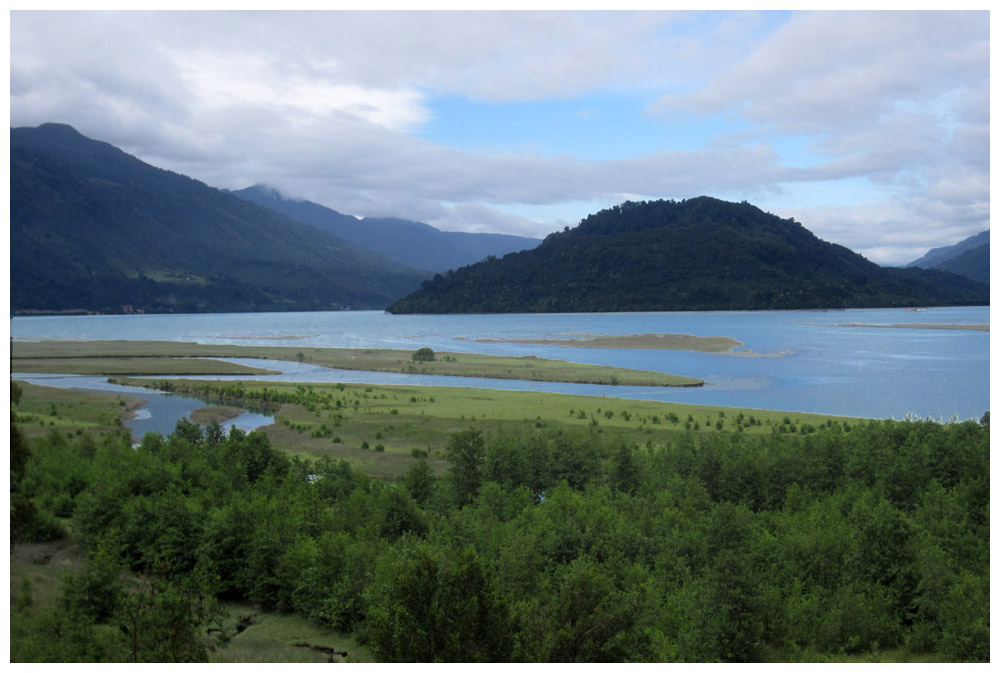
[462,332,744,353]
[221,334,319,340]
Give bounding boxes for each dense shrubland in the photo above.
[10,396,990,662]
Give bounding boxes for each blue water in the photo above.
[11,373,275,441]
[11,307,990,420]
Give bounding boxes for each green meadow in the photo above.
[119,377,850,480]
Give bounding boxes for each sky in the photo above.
[8,9,991,265]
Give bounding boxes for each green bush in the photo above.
[412,347,436,362]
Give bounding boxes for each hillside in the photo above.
[907,230,989,269]
[11,124,429,314]
[387,197,989,314]
[907,230,989,285]
[231,185,540,273]
[929,244,989,285]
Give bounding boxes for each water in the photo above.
[12,373,275,441]
[10,306,989,420]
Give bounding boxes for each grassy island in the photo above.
[11,339,703,388]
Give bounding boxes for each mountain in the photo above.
[230,185,541,273]
[11,124,429,314]
[906,230,989,285]
[387,197,989,314]
[907,230,989,268]
[929,243,989,285]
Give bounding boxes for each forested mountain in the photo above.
[907,230,989,269]
[905,231,989,285]
[388,197,989,314]
[928,244,989,285]
[11,124,429,314]
[230,185,541,273]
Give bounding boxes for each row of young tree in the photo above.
[11,406,990,662]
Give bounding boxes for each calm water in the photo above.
[10,373,275,441]
[11,307,990,420]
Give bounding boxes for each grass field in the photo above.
[11,381,141,441]
[11,339,702,387]
[119,377,855,480]
[215,602,371,663]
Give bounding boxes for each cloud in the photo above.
[9,10,990,263]
[651,12,987,129]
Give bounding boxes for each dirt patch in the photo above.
[12,538,85,568]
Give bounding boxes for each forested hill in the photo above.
[231,185,541,273]
[11,124,429,314]
[387,197,989,314]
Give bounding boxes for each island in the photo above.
[10,339,703,388]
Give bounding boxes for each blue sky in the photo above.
[9,9,990,265]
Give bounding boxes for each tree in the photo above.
[364,543,513,662]
[446,429,485,505]
[380,487,428,541]
[412,347,436,362]
[610,443,640,495]
[115,565,225,663]
[402,456,435,506]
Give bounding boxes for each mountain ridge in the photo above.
[907,230,989,268]
[906,230,989,285]
[388,197,989,314]
[230,185,541,273]
[11,123,429,314]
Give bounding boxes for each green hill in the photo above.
[11,124,429,314]
[387,197,989,314]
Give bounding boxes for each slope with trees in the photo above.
[388,198,989,314]
[11,124,429,314]
[906,230,989,285]
[928,244,989,285]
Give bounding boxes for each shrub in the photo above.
[412,347,436,363]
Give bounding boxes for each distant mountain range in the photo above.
[11,123,431,314]
[230,185,540,273]
[388,197,989,314]
[906,230,989,285]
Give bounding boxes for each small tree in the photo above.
[446,429,485,505]
[412,347,435,363]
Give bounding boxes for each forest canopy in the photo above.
[10,392,990,662]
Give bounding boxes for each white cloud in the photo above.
[9,10,990,263]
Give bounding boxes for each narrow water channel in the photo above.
[12,373,275,442]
